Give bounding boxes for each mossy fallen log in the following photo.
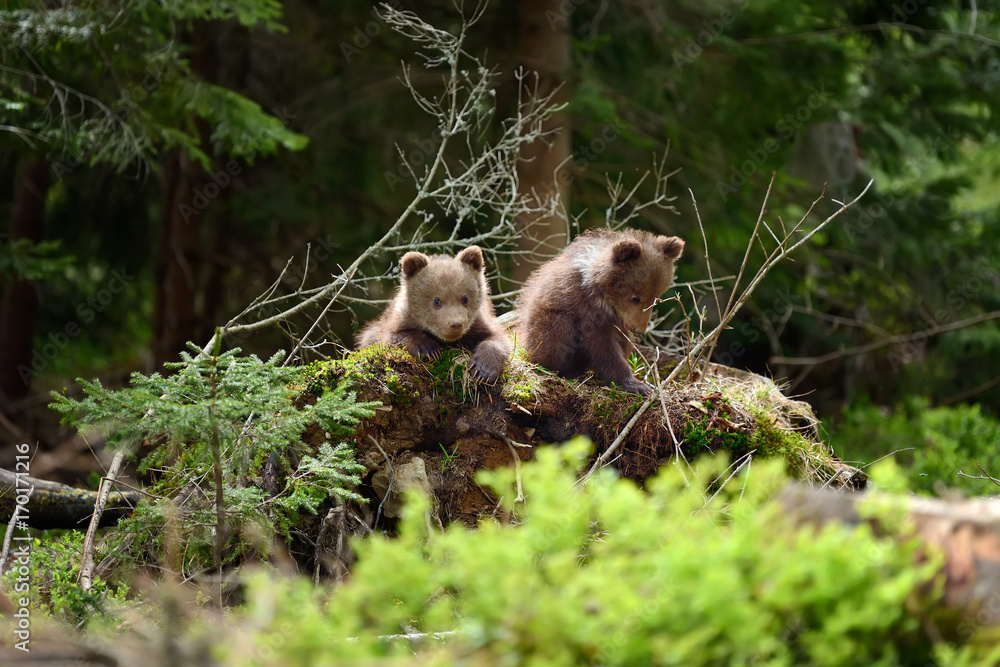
[297,343,864,528]
[0,468,137,530]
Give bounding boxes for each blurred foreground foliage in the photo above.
[13,440,1000,665]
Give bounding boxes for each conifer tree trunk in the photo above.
[152,22,216,368]
[0,157,50,403]
[511,0,572,285]
[152,151,202,368]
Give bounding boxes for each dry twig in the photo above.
[198,4,566,361]
[78,450,128,591]
[586,176,874,479]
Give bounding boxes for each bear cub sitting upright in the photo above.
[357,246,511,382]
[516,228,684,395]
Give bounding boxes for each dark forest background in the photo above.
[3,0,1000,487]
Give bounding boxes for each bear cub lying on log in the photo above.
[357,246,511,382]
[516,228,684,395]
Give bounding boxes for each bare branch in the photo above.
[199,4,566,358]
[79,450,128,591]
[770,309,1000,367]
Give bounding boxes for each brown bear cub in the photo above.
[357,246,511,382]
[516,228,684,396]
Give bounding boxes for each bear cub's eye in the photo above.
[433,297,442,307]
[462,296,469,305]
[631,296,641,304]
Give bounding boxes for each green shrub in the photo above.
[833,398,1000,496]
[204,440,987,666]
[1,531,128,627]
[48,344,378,571]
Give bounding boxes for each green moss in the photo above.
[501,343,543,404]
[747,409,816,478]
[322,344,423,407]
[682,415,753,456]
[287,358,337,394]
[593,397,617,420]
[677,399,824,481]
[504,376,539,404]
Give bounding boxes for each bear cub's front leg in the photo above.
[356,246,512,383]
[392,329,442,360]
[515,227,685,394]
[468,336,510,383]
[583,328,650,396]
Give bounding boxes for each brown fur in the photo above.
[516,228,685,395]
[357,246,511,382]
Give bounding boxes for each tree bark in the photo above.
[152,22,216,368]
[0,157,50,403]
[511,0,572,285]
[152,151,202,368]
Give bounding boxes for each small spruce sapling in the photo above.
[49,344,378,571]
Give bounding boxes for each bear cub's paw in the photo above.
[620,377,651,396]
[405,332,442,360]
[468,340,507,382]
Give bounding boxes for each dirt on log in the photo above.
[296,344,864,534]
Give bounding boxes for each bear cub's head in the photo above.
[400,246,488,342]
[586,230,684,335]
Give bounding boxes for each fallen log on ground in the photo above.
[0,467,138,530]
[781,485,1000,641]
[295,344,863,535]
[3,343,863,577]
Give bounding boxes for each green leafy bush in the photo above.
[48,345,378,570]
[203,440,987,666]
[1,532,128,627]
[833,398,1000,496]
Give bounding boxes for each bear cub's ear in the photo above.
[401,252,430,278]
[611,239,643,265]
[656,235,684,261]
[457,246,485,273]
